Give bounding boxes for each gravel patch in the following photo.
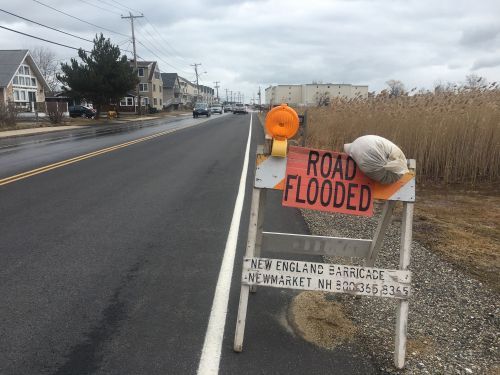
[301,204,499,374]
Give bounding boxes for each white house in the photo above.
[0,49,50,112]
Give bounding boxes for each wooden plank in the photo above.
[242,257,411,299]
[250,189,267,293]
[394,202,414,368]
[234,187,262,352]
[262,232,372,258]
[365,200,396,267]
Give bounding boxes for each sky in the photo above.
[1,0,500,102]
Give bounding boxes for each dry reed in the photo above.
[304,89,500,185]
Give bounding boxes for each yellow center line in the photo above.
[0,128,176,186]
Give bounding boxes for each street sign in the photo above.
[282,146,374,216]
[242,257,411,299]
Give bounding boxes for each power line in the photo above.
[32,0,129,38]
[99,0,130,13]
[136,40,192,74]
[134,25,189,72]
[106,0,142,14]
[0,25,90,52]
[143,16,190,65]
[0,8,93,43]
[77,0,122,16]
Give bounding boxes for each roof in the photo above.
[161,73,179,88]
[0,49,29,87]
[0,49,51,91]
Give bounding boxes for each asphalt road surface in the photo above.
[0,113,376,374]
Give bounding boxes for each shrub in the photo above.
[0,102,19,128]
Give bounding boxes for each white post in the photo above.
[234,187,263,352]
[394,201,414,369]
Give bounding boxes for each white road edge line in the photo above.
[197,114,253,375]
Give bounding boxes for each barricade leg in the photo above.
[394,202,414,369]
[234,187,263,352]
[250,189,266,293]
[366,200,395,267]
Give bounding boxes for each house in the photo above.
[265,83,369,106]
[130,60,163,111]
[198,85,215,104]
[0,49,50,113]
[177,75,197,105]
[161,73,182,110]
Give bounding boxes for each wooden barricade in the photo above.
[234,145,416,370]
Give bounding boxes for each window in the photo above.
[19,77,25,86]
[142,97,148,105]
[138,68,145,77]
[160,99,162,106]
[14,90,19,101]
[13,76,18,85]
[153,84,156,92]
[18,67,23,74]
[159,86,162,92]
[24,66,30,75]
[153,98,157,105]
[121,97,134,106]
[139,83,148,92]
[31,78,36,87]
[154,71,160,79]
[20,91,26,101]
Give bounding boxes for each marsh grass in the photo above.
[305,89,500,184]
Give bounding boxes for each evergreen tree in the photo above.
[58,34,138,118]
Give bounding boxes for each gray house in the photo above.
[0,50,50,112]
[161,73,181,109]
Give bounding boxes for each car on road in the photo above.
[233,103,248,114]
[193,102,211,118]
[69,105,96,118]
[224,105,232,113]
[210,104,223,114]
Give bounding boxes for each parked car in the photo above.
[233,103,248,114]
[69,105,96,118]
[224,105,232,113]
[193,102,211,118]
[210,105,223,114]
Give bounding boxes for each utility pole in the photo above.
[122,12,144,115]
[225,88,228,103]
[213,81,220,102]
[258,86,262,112]
[191,63,201,103]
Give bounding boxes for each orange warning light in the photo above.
[265,104,299,140]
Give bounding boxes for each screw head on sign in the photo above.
[265,103,299,140]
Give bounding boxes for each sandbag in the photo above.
[344,135,409,184]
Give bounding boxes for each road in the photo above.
[0,113,376,374]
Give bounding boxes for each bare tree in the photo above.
[464,73,487,89]
[434,80,457,94]
[31,46,60,92]
[385,79,406,97]
[316,91,330,106]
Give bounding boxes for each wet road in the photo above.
[0,113,376,374]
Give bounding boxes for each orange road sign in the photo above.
[282,146,374,216]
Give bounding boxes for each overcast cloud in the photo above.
[1,0,499,100]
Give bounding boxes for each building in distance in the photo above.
[265,83,368,106]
